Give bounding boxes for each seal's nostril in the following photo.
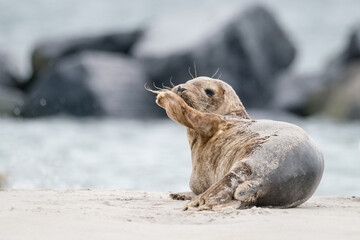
[177,86,187,94]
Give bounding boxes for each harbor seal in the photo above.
[152,76,324,210]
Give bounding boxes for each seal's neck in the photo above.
[224,102,250,119]
[225,110,250,119]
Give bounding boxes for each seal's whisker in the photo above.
[194,61,198,78]
[212,68,220,78]
[169,77,175,87]
[144,83,159,94]
[161,83,172,90]
[188,67,194,79]
[145,84,160,94]
[144,82,170,94]
[145,88,162,94]
[152,82,164,90]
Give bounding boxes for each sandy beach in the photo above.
[0,190,359,240]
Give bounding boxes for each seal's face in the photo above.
[172,77,248,117]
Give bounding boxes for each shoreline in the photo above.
[1,190,359,239]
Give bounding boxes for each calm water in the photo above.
[0,116,359,196]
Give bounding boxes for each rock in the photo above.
[317,25,360,119]
[270,71,328,116]
[0,172,5,189]
[31,29,143,75]
[132,5,295,108]
[0,51,21,87]
[271,24,360,118]
[22,51,159,118]
[298,25,360,119]
[343,25,360,62]
[0,86,24,116]
[0,171,7,188]
[320,25,360,85]
[0,52,24,116]
[321,62,360,119]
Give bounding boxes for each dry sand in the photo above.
[0,190,359,240]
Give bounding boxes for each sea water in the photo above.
[0,116,359,196]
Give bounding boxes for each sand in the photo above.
[0,190,359,240]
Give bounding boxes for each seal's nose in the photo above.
[177,86,187,94]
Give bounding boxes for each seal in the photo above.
[152,76,324,211]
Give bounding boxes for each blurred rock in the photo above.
[0,51,21,87]
[271,24,360,119]
[343,25,360,62]
[0,86,24,116]
[0,171,6,189]
[301,26,360,119]
[133,5,295,108]
[22,51,160,118]
[321,62,360,119]
[270,71,328,116]
[318,25,360,119]
[320,24,360,84]
[31,29,143,76]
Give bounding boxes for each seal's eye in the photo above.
[205,88,215,97]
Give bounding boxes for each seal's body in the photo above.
[154,77,324,210]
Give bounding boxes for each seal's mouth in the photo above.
[180,93,196,109]
[172,85,197,109]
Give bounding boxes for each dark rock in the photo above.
[132,5,295,108]
[0,86,24,116]
[319,25,360,86]
[271,24,360,118]
[0,51,21,87]
[317,25,360,119]
[0,52,24,116]
[270,71,328,116]
[31,29,143,75]
[0,171,6,189]
[343,25,360,62]
[321,62,360,119]
[22,51,160,118]
[297,25,360,119]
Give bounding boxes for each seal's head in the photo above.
[172,77,250,119]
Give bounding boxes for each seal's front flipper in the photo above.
[169,192,196,201]
[156,91,222,138]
